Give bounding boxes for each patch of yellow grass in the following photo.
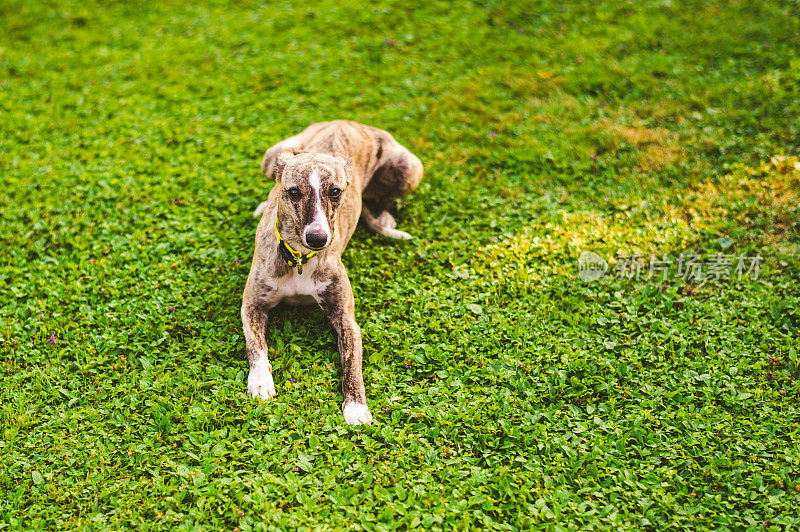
[586,116,687,171]
[639,144,685,171]
[470,207,697,297]
[683,155,799,253]
[685,156,799,228]
[619,126,669,145]
[616,124,685,171]
[469,156,798,290]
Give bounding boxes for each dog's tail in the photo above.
[253,201,269,218]
[360,206,413,240]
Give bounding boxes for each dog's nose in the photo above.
[304,229,328,250]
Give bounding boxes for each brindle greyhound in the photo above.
[241,120,423,425]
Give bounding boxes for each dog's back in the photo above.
[259,120,423,240]
[262,121,383,186]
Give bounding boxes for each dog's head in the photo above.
[271,150,353,250]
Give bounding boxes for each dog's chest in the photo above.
[266,268,328,307]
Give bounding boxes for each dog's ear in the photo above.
[274,151,297,181]
[262,148,305,181]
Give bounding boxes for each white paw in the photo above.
[377,211,397,229]
[247,365,276,400]
[385,227,413,240]
[342,402,373,426]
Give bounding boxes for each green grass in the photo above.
[2,0,799,529]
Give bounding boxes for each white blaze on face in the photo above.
[303,170,331,248]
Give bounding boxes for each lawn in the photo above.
[1,0,799,529]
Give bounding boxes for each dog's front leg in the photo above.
[241,297,276,400]
[316,268,373,425]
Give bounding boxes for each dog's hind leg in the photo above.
[361,142,423,240]
[361,206,413,240]
[376,211,397,229]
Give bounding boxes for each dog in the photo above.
[241,120,423,425]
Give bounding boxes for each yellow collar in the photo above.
[274,217,332,274]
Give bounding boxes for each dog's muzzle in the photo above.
[303,224,330,250]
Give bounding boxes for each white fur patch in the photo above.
[304,170,331,246]
[247,358,275,400]
[342,402,373,426]
[271,270,331,306]
[309,169,321,192]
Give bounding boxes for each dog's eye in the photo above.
[329,187,342,198]
[287,187,302,199]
